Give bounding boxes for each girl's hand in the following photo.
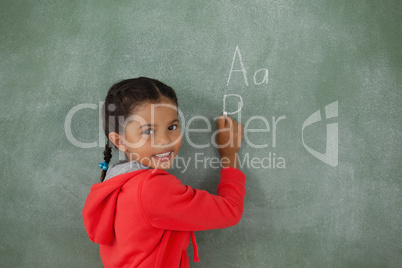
[216,115,244,169]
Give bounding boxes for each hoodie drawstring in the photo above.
[191,231,200,262]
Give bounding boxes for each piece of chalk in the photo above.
[223,111,227,117]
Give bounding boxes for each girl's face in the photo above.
[111,99,182,171]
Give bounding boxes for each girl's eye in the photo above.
[143,124,178,135]
[143,129,154,135]
[168,124,178,131]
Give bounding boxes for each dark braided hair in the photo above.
[100,77,178,182]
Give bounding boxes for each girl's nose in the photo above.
[153,131,171,147]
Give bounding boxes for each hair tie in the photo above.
[99,161,109,171]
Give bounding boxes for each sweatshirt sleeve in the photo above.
[139,167,246,231]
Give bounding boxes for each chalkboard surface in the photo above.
[1,1,401,267]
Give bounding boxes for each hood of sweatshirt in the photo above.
[82,160,201,263]
[104,160,151,182]
[82,160,151,244]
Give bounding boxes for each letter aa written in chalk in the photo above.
[227,45,269,86]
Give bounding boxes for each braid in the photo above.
[100,143,113,182]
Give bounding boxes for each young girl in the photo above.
[82,77,246,268]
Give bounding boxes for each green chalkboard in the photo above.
[1,0,401,267]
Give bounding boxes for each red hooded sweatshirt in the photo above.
[82,164,246,268]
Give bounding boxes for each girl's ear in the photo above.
[108,132,128,152]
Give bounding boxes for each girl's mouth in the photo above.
[152,151,173,162]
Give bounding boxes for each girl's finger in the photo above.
[217,115,226,129]
[231,118,238,129]
[224,116,232,128]
[238,123,243,136]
